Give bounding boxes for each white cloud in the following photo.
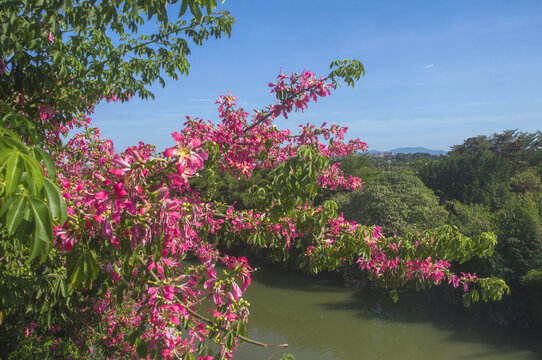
[425,64,435,68]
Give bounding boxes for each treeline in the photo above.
[335,129,542,327]
[209,129,542,327]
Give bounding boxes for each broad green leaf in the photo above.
[21,153,45,194]
[225,331,235,350]
[43,178,68,224]
[0,135,30,154]
[47,308,52,328]
[3,151,23,195]
[235,321,247,338]
[32,148,58,180]
[67,250,85,288]
[28,196,53,261]
[4,195,26,234]
[83,250,99,288]
[0,194,18,217]
[59,278,68,298]
[188,0,202,19]
[179,0,188,16]
[136,341,148,357]
[205,0,214,14]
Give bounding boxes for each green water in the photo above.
[234,267,542,360]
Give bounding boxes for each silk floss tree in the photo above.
[0,1,509,359]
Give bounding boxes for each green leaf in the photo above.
[0,194,18,217]
[28,196,53,261]
[327,59,365,87]
[59,278,68,298]
[83,249,99,288]
[32,148,58,180]
[69,261,84,289]
[235,321,247,338]
[0,134,30,154]
[153,236,163,263]
[225,331,235,350]
[116,283,126,304]
[462,292,472,307]
[128,322,147,345]
[47,308,52,328]
[136,340,148,357]
[43,177,68,224]
[67,250,85,288]
[179,0,188,16]
[188,0,203,19]
[3,194,26,234]
[390,289,399,303]
[205,0,214,14]
[20,153,45,194]
[3,151,23,195]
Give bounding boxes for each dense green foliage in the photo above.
[332,170,448,236]
[414,131,541,326]
[213,130,541,326]
[1,0,234,133]
[417,145,511,210]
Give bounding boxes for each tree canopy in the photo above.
[1,0,234,138]
[0,2,512,358]
[333,169,448,237]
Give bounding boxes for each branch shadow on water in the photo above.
[246,266,542,360]
[316,286,542,360]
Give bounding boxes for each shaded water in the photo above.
[235,267,542,360]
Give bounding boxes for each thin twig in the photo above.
[267,346,288,360]
[241,81,323,135]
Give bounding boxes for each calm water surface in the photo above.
[234,267,542,360]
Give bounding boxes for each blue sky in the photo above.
[91,0,542,152]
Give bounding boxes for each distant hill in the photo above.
[367,147,446,155]
[390,147,446,155]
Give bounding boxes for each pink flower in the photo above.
[170,314,180,324]
[164,133,208,179]
[231,281,242,301]
[162,285,175,301]
[241,274,251,292]
[113,182,127,198]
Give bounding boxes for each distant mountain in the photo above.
[390,147,446,155]
[366,147,446,155]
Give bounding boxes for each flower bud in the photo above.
[154,187,168,200]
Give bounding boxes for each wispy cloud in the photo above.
[425,64,435,68]
[341,112,542,130]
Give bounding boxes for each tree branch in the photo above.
[139,258,288,349]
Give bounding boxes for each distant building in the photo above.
[370,152,393,158]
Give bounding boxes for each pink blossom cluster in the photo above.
[403,258,451,283]
[355,230,481,292]
[18,68,493,358]
[179,70,367,183]
[318,163,363,190]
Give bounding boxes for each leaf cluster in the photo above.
[1,0,234,134]
[0,124,67,261]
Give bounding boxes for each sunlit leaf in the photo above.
[28,196,53,261]
[43,177,68,224]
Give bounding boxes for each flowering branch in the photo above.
[141,258,288,349]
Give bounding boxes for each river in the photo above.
[233,266,542,360]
